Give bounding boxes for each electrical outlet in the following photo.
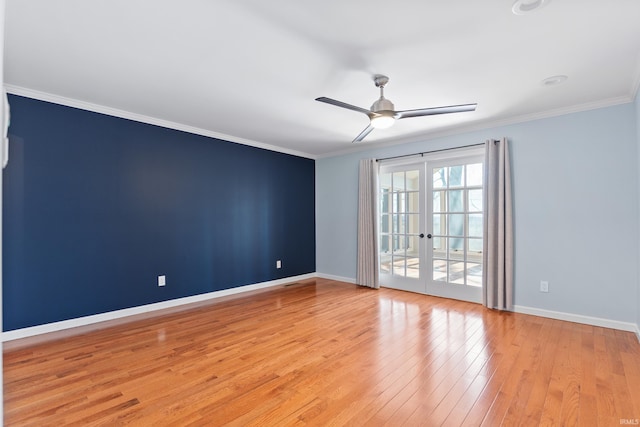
[276,260,282,269]
[540,280,549,293]
[158,275,166,287]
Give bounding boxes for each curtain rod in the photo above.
[376,141,492,163]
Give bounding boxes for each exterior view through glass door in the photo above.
[379,165,426,293]
[379,149,484,303]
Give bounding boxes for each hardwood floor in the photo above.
[4,278,640,426]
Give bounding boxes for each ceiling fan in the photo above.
[315,75,477,143]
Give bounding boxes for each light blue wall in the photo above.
[317,103,638,323]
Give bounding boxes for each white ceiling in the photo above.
[4,0,640,158]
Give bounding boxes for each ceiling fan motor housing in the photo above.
[371,97,394,113]
[370,96,396,129]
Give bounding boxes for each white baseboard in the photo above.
[2,273,316,344]
[314,278,640,342]
[315,273,356,284]
[5,277,637,346]
[514,305,639,336]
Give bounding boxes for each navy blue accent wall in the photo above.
[3,95,316,331]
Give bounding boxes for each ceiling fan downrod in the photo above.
[371,75,394,115]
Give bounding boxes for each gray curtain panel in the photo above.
[482,138,514,310]
[357,158,380,289]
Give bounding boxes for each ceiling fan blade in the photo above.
[352,124,375,143]
[395,103,477,120]
[316,97,372,116]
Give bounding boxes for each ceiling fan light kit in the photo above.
[315,75,477,143]
[370,112,395,129]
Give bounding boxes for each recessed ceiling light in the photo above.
[512,0,551,15]
[542,75,568,86]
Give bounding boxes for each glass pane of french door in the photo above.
[427,158,483,303]
[379,164,426,293]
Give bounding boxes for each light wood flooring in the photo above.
[4,278,640,426]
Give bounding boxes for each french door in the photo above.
[379,165,426,293]
[379,150,484,303]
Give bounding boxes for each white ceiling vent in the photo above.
[512,0,551,15]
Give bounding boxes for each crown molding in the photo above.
[632,53,640,102]
[316,94,635,159]
[4,84,317,160]
[6,84,633,162]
